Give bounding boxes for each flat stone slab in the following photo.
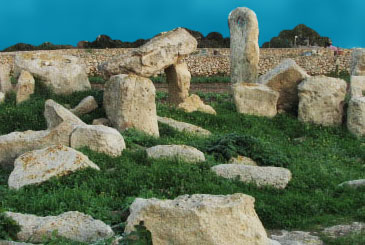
[269,230,323,245]
[4,211,114,243]
[146,144,205,163]
[157,116,211,136]
[211,164,292,189]
[8,145,100,190]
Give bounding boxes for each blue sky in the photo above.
[0,0,364,50]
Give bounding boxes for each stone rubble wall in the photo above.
[0,48,352,77]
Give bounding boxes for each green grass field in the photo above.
[0,78,364,244]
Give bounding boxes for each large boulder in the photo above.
[257,58,309,111]
[350,76,365,98]
[13,52,91,94]
[350,48,365,76]
[99,28,197,78]
[8,144,100,189]
[157,116,211,136]
[165,61,190,105]
[298,76,347,126]
[0,64,12,93]
[228,7,259,83]
[4,211,114,243]
[146,145,205,163]
[347,97,365,137]
[71,125,126,157]
[70,96,98,116]
[232,82,279,118]
[211,164,292,189]
[125,193,269,245]
[16,70,35,104]
[104,74,159,137]
[177,94,216,115]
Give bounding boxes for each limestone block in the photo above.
[16,70,35,104]
[146,144,205,163]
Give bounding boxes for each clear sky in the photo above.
[0,0,364,50]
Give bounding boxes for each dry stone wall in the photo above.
[0,48,352,77]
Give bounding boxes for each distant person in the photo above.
[328,40,340,55]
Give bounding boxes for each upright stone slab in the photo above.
[258,58,309,111]
[16,70,35,104]
[350,76,365,98]
[99,28,197,78]
[104,74,159,137]
[14,52,91,94]
[350,48,365,76]
[165,61,191,105]
[347,97,365,137]
[298,76,347,126]
[0,64,12,93]
[228,7,259,83]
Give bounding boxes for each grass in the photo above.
[0,78,364,244]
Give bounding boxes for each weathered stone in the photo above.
[71,125,126,157]
[146,145,205,163]
[269,230,323,245]
[14,52,91,94]
[322,222,365,238]
[229,7,259,83]
[228,155,257,166]
[157,116,211,136]
[347,97,365,137]
[4,211,114,243]
[258,59,309,111]
[165,61,190,105]
[92,118,111,126]
[99,28,197,78]
[16,70,35,104]
[350,48,365,76]
[338,179,365,189]
[0,92,5,104]
[44,99,85,129]
[232,82,279,117]
[8,144,100,189]
[125,193,269,245]
[0,64,12,94]
[104,74,159,137]
[0,241,36,245]
[177,94,216,115]
[298,76,347,126]
[350,76,365,98]
[211,164,292,189]
[70,96,98,116]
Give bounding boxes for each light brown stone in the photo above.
[92,118,111,126]
[350,48,365,76]
[229,7,259,83]
[165,61,191,105]
[70,96,98,116]
[0,64,12,93]
[232,82,279,117]
[16,70,35,104]
[125,193,269,245]
[177,94,216,115]
[350,76,365,98]
[157,116,211,136]
[298,76,347,126]
[104,74,159,137]
[146,144,205,163]
[258,58,309,111]
[228,155,257,166]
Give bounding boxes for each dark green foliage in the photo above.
[89,76,107,84]
[321,232,365,245]
[0,211,21,240]
[122,222,153,245]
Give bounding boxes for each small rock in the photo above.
[338,179,365,189]
[8,144,100,190]
[177,94,216,115]
[146,144,205,163]
[4,211,114,243]
[92,118,111,126]
[157,116,211,136]
[16,70,35,104]
[211,164,292,189]
[269,230,323,245]
[70,96,98,116]
[228,155,257,166]
[71,125,126,157]
[322,222,365,238]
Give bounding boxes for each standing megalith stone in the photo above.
[104,74,159,137]
[0,64,12,94]
[16,70,35,104]
[350,76,365,98]
[165,61,191,105]
[350,48,365,76]
[298,76,347,126]
[347,97,365,137]
[228,7,259,83]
